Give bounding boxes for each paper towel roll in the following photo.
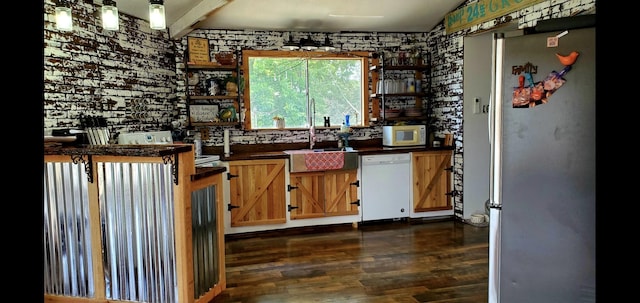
[224,129,230,156]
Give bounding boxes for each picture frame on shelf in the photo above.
[187,37,211,64]
[190,104,219,123]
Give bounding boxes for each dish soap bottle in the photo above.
[340,121,349,133]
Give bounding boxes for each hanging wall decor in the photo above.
[511,51,579,108]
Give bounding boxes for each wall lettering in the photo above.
[445,0,546,34]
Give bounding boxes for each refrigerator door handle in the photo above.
[489,32,504,209]
[487,93,492,145]
[488,32,505,303]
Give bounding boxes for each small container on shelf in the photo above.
[404,107,422,117]
[214,52,236,65]
[384,108,402,118]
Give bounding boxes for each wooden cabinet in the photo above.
[227,159,287,227]
[44,147,208,303]
[289,169,359,219]
[411,150,453,213]
[288,171,325,219]
[185,52,242,127]
[370,52,430,124]
[190,172,226,303]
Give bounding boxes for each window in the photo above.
[242,50,370,129]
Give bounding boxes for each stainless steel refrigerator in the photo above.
[488,26,596,302]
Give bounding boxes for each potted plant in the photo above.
[223,75,244,96]
[272,115,285,128]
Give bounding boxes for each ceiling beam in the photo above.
[169,0,230,39]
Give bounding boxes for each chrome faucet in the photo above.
[309,98,316,149]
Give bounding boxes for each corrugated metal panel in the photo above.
[98,162,178,303]
[192,185,220,297]
[43,162,94,297]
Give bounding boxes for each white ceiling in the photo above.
[108,0,466,39]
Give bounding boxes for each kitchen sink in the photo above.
[284,149,358,172]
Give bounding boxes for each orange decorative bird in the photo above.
[556,51,579,66]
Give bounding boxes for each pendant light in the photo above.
[55,0,73,31]
[282,33,300,50]
[101,0,119,31]
[149,0,166,30]
[300,35,318,51]
[319,34,336,51]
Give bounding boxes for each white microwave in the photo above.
[382,125,427,147]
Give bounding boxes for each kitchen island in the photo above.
[44,144,226,303]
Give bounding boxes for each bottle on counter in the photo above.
[194,132,202,157]
[340,121,349,133]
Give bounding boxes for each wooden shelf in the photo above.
[384,116,428,121]
[370,52,431,124]
[370,64,429,71]
[191,121,240,126]
[189,95,239,100]
[186,63,237,71]
[371,92,427,98]
[185,50,242,128]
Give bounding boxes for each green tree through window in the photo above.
[242,50,369,129]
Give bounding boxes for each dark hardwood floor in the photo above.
[210,218,489,303]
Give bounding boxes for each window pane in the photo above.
[308,59,362,127]
[248,57,308,128]
[246,52,364,130]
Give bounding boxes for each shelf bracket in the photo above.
[71,154,93,183]
[162,153,179,185]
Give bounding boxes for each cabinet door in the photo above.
[411,151,452,212]
[228,159,287,227]
[289,172,326,219]
[324,169,359,216]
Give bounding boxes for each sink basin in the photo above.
[284,149,358,172]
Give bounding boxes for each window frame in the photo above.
[241,50,371,130]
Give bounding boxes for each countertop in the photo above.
[44,143,193,157]
[193,166,227,181]
[44,143,227,181]
[219,145,453,161]
[44,143,452,180]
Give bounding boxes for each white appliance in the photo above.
[360,153,411,221]
[488,26,595,302]
[117,130,220,168]
[195,155,221,168]
[382,125,426,147]
[117,130,173,144]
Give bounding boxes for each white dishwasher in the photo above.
[360,153,411,221]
